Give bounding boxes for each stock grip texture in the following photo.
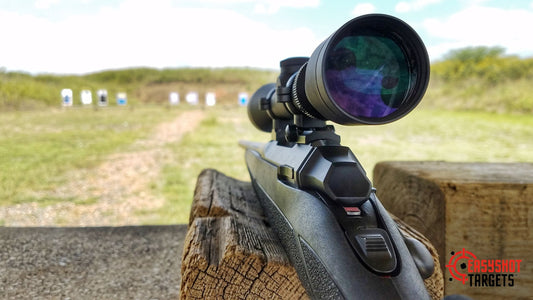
[252,179,342,299]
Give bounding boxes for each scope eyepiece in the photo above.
[248,14,429,132]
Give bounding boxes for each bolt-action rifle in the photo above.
[240,14,436,299]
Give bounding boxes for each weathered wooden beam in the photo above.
[181,169,444,299]
[373,161,533,299]
[181,169,307,299]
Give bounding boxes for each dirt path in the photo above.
[0,110,205,226]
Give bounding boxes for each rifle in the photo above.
[240,14,435,299]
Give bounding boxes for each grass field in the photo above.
[1,104,532,225]
[0,106,180,205]
[140,107,533,224]
[1,48,532,225]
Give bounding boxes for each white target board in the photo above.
[97,89,108,106]
[117,92,127,105]
[61,89,73,106]
[169,92,180,105]
[238,92,248,106]
[80,90,92,105]
[186,92,199,105]
[205,92,216,106]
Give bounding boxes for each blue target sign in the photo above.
[61,89,73,106]
[238,92,248,106]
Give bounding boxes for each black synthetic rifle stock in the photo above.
[240,14,436,299]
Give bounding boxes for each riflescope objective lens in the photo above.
[324,34,410,119]
[247,14,429,132]
[303,14,429,125]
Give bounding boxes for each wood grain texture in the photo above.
[181,169,307,299]
[374,161,533,300]
[392,214,444,300]
[181,168,444,299]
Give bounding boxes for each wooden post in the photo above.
[373,161,533,299]
[181,169,444,299]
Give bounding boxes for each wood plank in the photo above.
[181,169,307,299]
[374,161,533,299]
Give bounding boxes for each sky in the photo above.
[1,0,533,74]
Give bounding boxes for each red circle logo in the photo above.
[446,248,477,284]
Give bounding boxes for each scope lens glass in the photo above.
[325,34,410,119]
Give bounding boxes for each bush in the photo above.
[432,46,533,84]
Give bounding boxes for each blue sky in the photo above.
[2,0,533,74]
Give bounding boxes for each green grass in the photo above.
[0,106,180,205]
[141,107,269,224]
[336,109,533,174]
[140,107,533,224]
[2,57,533,115]
[1,105,531,225]
[422,77,533,114]
[2,48,533,225]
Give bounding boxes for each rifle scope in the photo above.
[248,14,429,132]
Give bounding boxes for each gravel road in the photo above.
[0,225,188,299]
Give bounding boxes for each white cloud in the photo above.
[253,0,320,14]
[351,3,375,17]
[395,0,441,13]
[34,0,60,10]
[197,0,320,15]
[0,0,320,73]
[424,5,533,59]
